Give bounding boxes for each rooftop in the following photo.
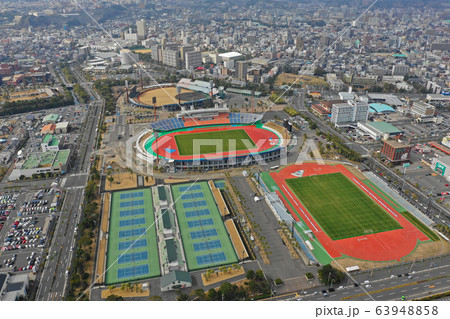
[43,114,58,123]
[367,121,402,134]
[369,103,396,114]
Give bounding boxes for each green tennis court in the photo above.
[286,173,402,240]
[171,181,237,271]
[105,188,160,284]
[174,129,256,156]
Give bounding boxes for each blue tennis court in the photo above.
[183,200,207,208]
[179,185,201,192]
[196,252,227,265]
[117,264,149,279]
[118,251,148,264]
[118,238,147,251]
[187,218,214,228]
[120,200,144,208]
[185,209,210,218]
[180,192,204,200]
[119,208,145,217]
[120,191,143,199]
[119,217,145,227]
[190,228,218,239]
[193,240,222,252]
[119,228,146,238]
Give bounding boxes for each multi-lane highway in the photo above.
[35,66,103,300]
[265,256,450,301]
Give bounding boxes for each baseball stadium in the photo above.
[260,162,440,266]
[135,107,289,171]
[128,78,218,111]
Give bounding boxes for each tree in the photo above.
[255,269,265,281]
[314,67,326,77]
[106,294,124,301]
[317,264,345,285]
[246,269,255,280]
[108,176,114,184]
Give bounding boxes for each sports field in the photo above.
[174,129,256,156]
[105,188,160,284]
[171,181,237,271]
[137,87,201,107]
[286,172,402,240]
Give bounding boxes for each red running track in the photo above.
[150,125,280,161]
[270,163,430,262]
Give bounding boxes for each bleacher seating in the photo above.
[149,113,262,131]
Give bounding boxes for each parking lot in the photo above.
[0,188,60,275]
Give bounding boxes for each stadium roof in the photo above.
[369,103,396,114]
[367,121,401,134]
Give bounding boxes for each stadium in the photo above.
[135,106,288,171]
[260,162,439,266]
[128,78,219,111]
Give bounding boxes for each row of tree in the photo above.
[0,88,74,116]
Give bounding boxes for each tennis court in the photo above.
[105,188,160,284]
[172,181,237,271]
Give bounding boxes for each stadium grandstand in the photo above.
[135,106,286,171]
[128,78,218,111]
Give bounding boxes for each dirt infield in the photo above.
[137,87,197,107]
[271,163,430,262]
[224,219,249,260]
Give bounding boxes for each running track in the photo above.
[270,163,430,262]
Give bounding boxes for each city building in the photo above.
[380,140,412,163]
[136,19,147,40]
[185,51,202,71]
[357,121,402,140]
[9,149,71,180]
[0,273,29,301]
[41,134,64,152]
[411,101,436,117]
[392,64,409,76]
[236,61,247,82]
[120,49,139,65]
[160,270,192,292]
[42,114,59,124]
[431,156,450,179]
[330,101,369,127]
[163,49,179,68]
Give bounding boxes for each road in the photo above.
[35,66,103,300]
[36,186,85,301]
[265,256,450,301]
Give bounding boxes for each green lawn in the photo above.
[286,173,402,240]
[400,211,439,241]
[174,129,256,156]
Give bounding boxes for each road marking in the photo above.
[388,292,395,295]
[412,287,419,290]
[401,289,407,293]
[379,283,385,286]
[435,281,442,285]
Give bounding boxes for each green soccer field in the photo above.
[286,173,402,240]
[174,129,256,156]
